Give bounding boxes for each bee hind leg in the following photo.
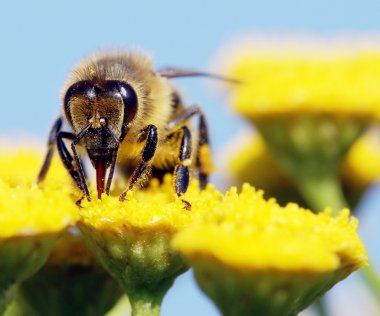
[166,105,213,189]
[168,126,192,210]
[172,126,191,195]
[194,108,212,189]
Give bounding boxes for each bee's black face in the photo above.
[63,79,138,198]
[64,80,138,142]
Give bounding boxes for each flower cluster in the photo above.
[0,37,377,316]
[221,37,380,313]
[0,147,368,316]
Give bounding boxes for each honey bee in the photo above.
[37,50,235,205]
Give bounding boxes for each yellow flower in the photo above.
[80,176,219,233]
[226,40,380,120]
[221,38,380,213]
[0,149,78,238]
[0,149,78,314]
[0,147,69,188]
[173,184,367,316]
[342,128,380,193]
[79,176,221,316]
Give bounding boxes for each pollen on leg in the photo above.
[182,159,192,167]
[199,145,215,175]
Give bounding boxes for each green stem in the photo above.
[294,172,348,214]
[4,294,39,316]
[360,266,380,299]
[294,173,347,316]
[315,299,328,316]
[128,291,163,316]
[0,284,17,315]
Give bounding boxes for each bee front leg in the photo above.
[56,130,91,201]
[36,117,90,202]
[37,117,63,184]
[119,125,158,202]
[103,126,120,196]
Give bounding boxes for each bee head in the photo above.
[63,80,138,198]
[64,79,138,145]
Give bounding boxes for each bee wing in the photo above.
[157,67,242,84]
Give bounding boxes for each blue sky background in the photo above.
[1,1,380,315]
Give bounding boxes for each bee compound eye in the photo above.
[116,81,138,129]
[63,80,94,124]
[118,82,138,108]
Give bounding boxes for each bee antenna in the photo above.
[158,68,242,84]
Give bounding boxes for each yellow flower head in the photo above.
[219,38,377,213]
[0,182,78,238]
[80,176,221,233]
[79,176,221,314]
[224,38,380,120]
[0,149,78,313]
[0,150,78,238]
[342,128,380,191]
[0,147,69,188]
[174,184,366,272]
[173,184,367,316]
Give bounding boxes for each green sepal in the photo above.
[192,258,351,316]
[255,115,365,212]
[5,263,123,316]
[0,234,57,314]
[79,224,188,316]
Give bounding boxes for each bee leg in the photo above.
[104,149,118,195]
[56,126,91,201]
[56,132,87,197]
[104,126,120,195]
[37,117,63,184]
[195,110,212,189]
[172,126,193,210]
[119,125,158,201]
[70,125,91,201]
[166,105,212,188]
[171,126,192,197]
